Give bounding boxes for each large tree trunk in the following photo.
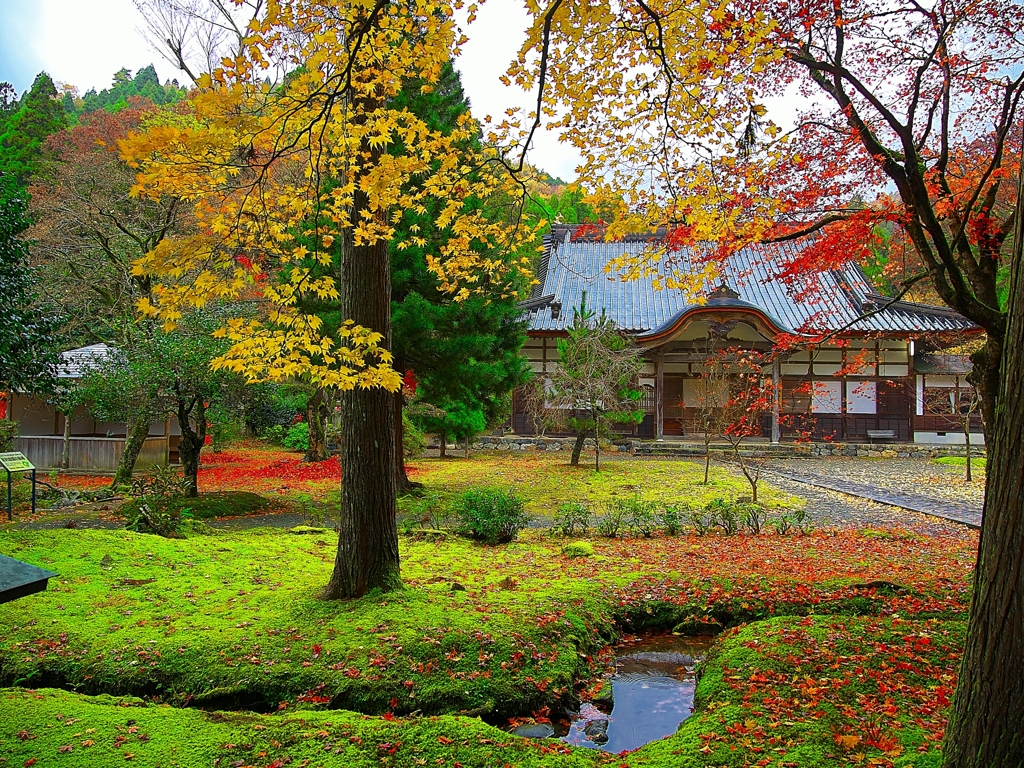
[323,97,401,599]
[304,388,330,462]
[176,396,205,498]
[437,429,447,459]
[943,245,1024,766]
[111,411,152,488]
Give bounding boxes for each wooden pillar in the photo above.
[771,358,781,444]
[164,417,172,466]
[655,356,665,441]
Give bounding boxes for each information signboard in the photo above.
[0,452,34,472]
[1,452,36,519]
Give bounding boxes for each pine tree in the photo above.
[0,188,61,396]
[391,62,530,477]
[0,73,67,185]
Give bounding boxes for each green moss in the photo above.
[118,491,280,520]
[933,456,986,469]
[0,688,610,768]
[1,614,964,768]
[0,529,616,719]
[562,541,595,558]
[627,615,964,767]
[409,454,799,520]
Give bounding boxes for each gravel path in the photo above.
[773,457,985,506]
[758,472,974,537]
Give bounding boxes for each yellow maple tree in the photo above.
[121,0,535,599]
[121,0,532,393]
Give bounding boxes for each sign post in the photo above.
[0,452,36,520]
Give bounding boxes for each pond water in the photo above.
[550,635,710,753]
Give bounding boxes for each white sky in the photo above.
[0,0,582,180]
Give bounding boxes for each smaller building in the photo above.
[513,227,984,445]
[5,344,180,471]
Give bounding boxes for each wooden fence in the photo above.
[15,436,169,472]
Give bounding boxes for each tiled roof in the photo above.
[525,227,976,337]
[58,344,113,379]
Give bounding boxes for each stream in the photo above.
[514,634,711,753]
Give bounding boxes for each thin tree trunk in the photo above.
[304,388,330,462]
[394,361,421,492]
[570,430,586,467]
[61,412,71,470]
[594,414,600,471]
[111,412,151,488]
[943,224,1024,767]
[465,433,469,459]
[438,429,447,459]
[176,396,205,498]
[322,89,401,600]
[964,418,972,483]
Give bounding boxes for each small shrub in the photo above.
[553,501,591,537]
[453,487,530,544]
[772,514,793,535]
[398,490,451,531]
[658,504,684,536]
[741,503,769,535]
[127,502,186,538]
[562,541,595,558]
[403,412,426,458]
[620,496,657,538]
[689,508,715,536]
[791,508,815,535]
[130,465,191,499]
[595,502,627,538]
[283,421,310,451]
[706,498,741,536]
[264,424,286,445]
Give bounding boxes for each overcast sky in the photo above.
[0,0,581,179]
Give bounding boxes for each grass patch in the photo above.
[401,453,800,524]
[933,456,986,469]
[118,491,282,520]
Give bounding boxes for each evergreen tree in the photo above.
[0,187,62,396]
[549,296,645,470]
[0,73,67,186]
[391,62,530,475]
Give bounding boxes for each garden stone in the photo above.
[583,718,610,743]
[450,582,467,591]
[592,685,614,711]
[514,723,554,739]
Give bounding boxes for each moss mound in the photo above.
[0,688,605,768]
[119,491,279,520]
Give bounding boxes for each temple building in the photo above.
[513,226,984,444]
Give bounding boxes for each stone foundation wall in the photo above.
[458,435,985,459]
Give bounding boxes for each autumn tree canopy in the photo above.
[512,2,1024,765]
[123,0,535,599]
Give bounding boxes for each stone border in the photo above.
[462,435,985,460]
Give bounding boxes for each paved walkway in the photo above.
[767,468,982,529]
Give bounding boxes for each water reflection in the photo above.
[562,635,710,753]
